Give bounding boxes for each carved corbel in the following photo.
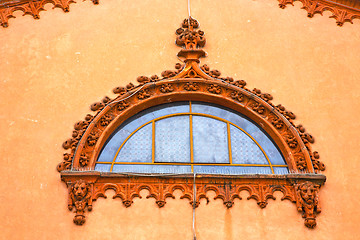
[295,181,321,228]
[67,179,93,225]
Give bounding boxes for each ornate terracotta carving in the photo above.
[184,82,200,91]
[79,153,89,167]
[251,102,266,115]
[58,73,324,173]
[86,131,98,147]
[116,101,129,111]
[286,135,298,148]
[160,83,174,93]
[295,181,321,228]
[1,0,360,28]
[278,0,360,26]
[295,157,308,171]
[207,84,222,94]
[175,18,206,49]
[67,179,93,225]
[137,89,151,100]
[62,172,325,227]
[230,91,244,102]
[0,0,84,28]
[59,18,326,228]
[311,151,326,173]
[271,117,284,129]
[99,114,113,127]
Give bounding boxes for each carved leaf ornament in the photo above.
[58,18,326,228]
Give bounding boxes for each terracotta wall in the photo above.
[1,0,359,239]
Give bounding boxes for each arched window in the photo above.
[58,18,326,229]
[96,101,288,175]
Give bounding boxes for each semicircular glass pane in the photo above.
[95,101,288,174]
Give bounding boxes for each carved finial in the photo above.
[175,17,206,50]
[174,18,207,78]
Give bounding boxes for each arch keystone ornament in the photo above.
[58,18,326,228]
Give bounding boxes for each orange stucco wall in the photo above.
[1,0,360,239]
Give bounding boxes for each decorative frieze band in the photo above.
[1,0,360,28]
[62,172,326,228]
[278,0,360,26]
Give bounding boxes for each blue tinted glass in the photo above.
[97,102,189,162]
[96,101,287,174]
[115,123,152,163]
[249,129,285,165]
[112,164,191,174]
[94,164,111,172]
[273,167,289,174]
[155,116,190,163]
[193,165,272,174]
[151,102,190,118]
[230,125,268,164]
[192,102,286,165]
[193,116,229,163]
[97,108,155,162]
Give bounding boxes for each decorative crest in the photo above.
[175,18,206,50]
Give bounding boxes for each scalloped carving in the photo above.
[278,0,360,26]
[0,0,81,28]
[1,0,360,28]
[62,173,325,227]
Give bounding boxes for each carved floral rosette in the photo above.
[59,18,326,228]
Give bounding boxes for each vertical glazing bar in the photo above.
[189,101,194,172]
[152,120,155,163]
[190,114,194,172]
[227,122,232,165]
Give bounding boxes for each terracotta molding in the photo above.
[0,0,98,28]
[68,78,316,174]
[58,18,326,228]
[1,0,360,28]
[61,172,326,227]
[278,0,360,26]
[57,76,325,175]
